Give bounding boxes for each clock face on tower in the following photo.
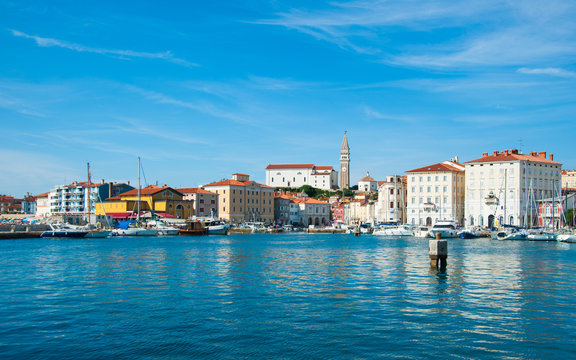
[342,167,347,172]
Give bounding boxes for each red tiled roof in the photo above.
[407,161,464,173]
[266,164,315,169]
[177,187,216,195]
[359,175,376,182]
[117,185,182,197]
[204,179,273,189]
[466,151,561,165]
[292,198,329,205]
[35,192,50,198]
[315,166,333,170]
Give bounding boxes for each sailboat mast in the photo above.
[87,162,91,221]
[137,157,141,222]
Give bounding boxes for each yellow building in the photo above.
[96,185,194,219]
[203,173,274,224]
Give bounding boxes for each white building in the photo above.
[562,169,576,190]
[34,192,50,218]
[265,164,338,190]
[358,171,378,193]
[465,149,562,228]
[375,175,407,223]
[406,160,466,226]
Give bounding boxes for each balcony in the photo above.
[423,203,437,212]
[484,192,499,206]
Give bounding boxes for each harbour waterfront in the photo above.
[1,234,575,359]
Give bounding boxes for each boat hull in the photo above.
[41,231,88,238]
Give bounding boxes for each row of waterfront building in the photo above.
[2,135,576,229]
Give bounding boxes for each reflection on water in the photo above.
[1,234,576,359]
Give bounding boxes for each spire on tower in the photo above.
[341,130,349,151]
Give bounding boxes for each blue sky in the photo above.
[1,0,575,196]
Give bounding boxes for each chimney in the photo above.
[493,151,499,156]
[482,152,488,157]
[538,151,546,158]
[511,149,519,154]
[530,152,537,156]
[504,149,509,155]
[101,179,105,184]
[550,154,554,161]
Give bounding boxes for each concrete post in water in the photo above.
[354,225,360,236]
[429,232,447,268]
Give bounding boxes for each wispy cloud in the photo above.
[518,67,576,79]
[260,0,576,69]
[126,86,256,125]
[10,29,197,67]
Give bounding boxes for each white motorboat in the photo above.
[557,234,576,243]
[494,228,529,240]
[414,226,430,238]
[149,220,180,236]
[112,223,158,236]
[428,220,459,238]
[205,219,230,235]
[373,224,412,237]
[526,230,557,241]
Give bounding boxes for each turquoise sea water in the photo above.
[0,234,575,359]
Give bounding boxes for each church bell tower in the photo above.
[340,131,350,189]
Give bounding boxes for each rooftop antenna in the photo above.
[519,138,523,154]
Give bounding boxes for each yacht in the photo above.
[41,223,89,238]
[149,220,180,236]
[373,224,412,237]
[493,228,529,240]
[428,220,459,238]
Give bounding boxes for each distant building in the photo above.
[177,188,219,218]
[465,149,561,228]
[21,193,36,214]
[562,169,576,190]
[34,192,50,217]
[332,204,345,223]
[375,176,407,223]
[45,180,134,218]
[358,171,378,193]
[97,185,194,220]
[0,195,20,213]
[265,164,338,190]
[406,159,465,226]
[203,173,275,224]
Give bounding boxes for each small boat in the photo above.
[112,222,158,236]
[414,226,430,238]
[429,220,459,238]
[149,221,180,236]
[205,219,230,235]
[526,230,557,241]
[359,223,373,234]
[557,234,576,243]
[373,224,412,237]
[458,227,482,239]
[494,228,529,240]
[41,223,89,238]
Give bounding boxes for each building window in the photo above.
[390,202,394,208]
